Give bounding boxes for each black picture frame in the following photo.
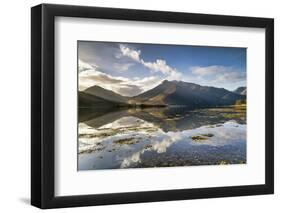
[31,3,274,209]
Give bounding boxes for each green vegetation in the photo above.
[219,160,229,165]
[222,113,245,119]
[235,99,246,105]
[234,104,246,111]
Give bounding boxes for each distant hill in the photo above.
[84,85,128,104]
[79,91,115,108]
[131,80,246,107]
[79,91,129,109]
[233,86,247,95]
[79,81,246,108]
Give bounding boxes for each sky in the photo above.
[78,41,246,97]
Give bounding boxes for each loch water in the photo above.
[78,106,246,170]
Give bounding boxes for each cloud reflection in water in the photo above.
[79,115,246,170]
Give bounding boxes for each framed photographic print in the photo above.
[31,3,274,209]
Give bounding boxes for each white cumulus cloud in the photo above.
[79,60,163,96]
[78,60,98,73]
[120,44,141,62]
[119,44,181,80]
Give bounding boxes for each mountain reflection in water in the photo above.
[78,106,246,170]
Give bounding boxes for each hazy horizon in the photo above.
[78,41,246,97]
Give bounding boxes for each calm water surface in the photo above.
[78,106,246,170]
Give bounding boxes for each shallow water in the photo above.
[78,106,246,170]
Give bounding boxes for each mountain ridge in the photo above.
[84,85,129,104]
[130,80,245,107]
[80,80,246,108]
[233,86,247,95]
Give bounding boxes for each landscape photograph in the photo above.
[78,41,247,171]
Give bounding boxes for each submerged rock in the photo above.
[113,138,139,145]
[191,133,214,141]
[144,144,153,149]
[201,133,214,137]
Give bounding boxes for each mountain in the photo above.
[84,85,128,104]
[79,81,246,109]
[233,86,247,95]
[131,80,246,107]
[79,91,119,108]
